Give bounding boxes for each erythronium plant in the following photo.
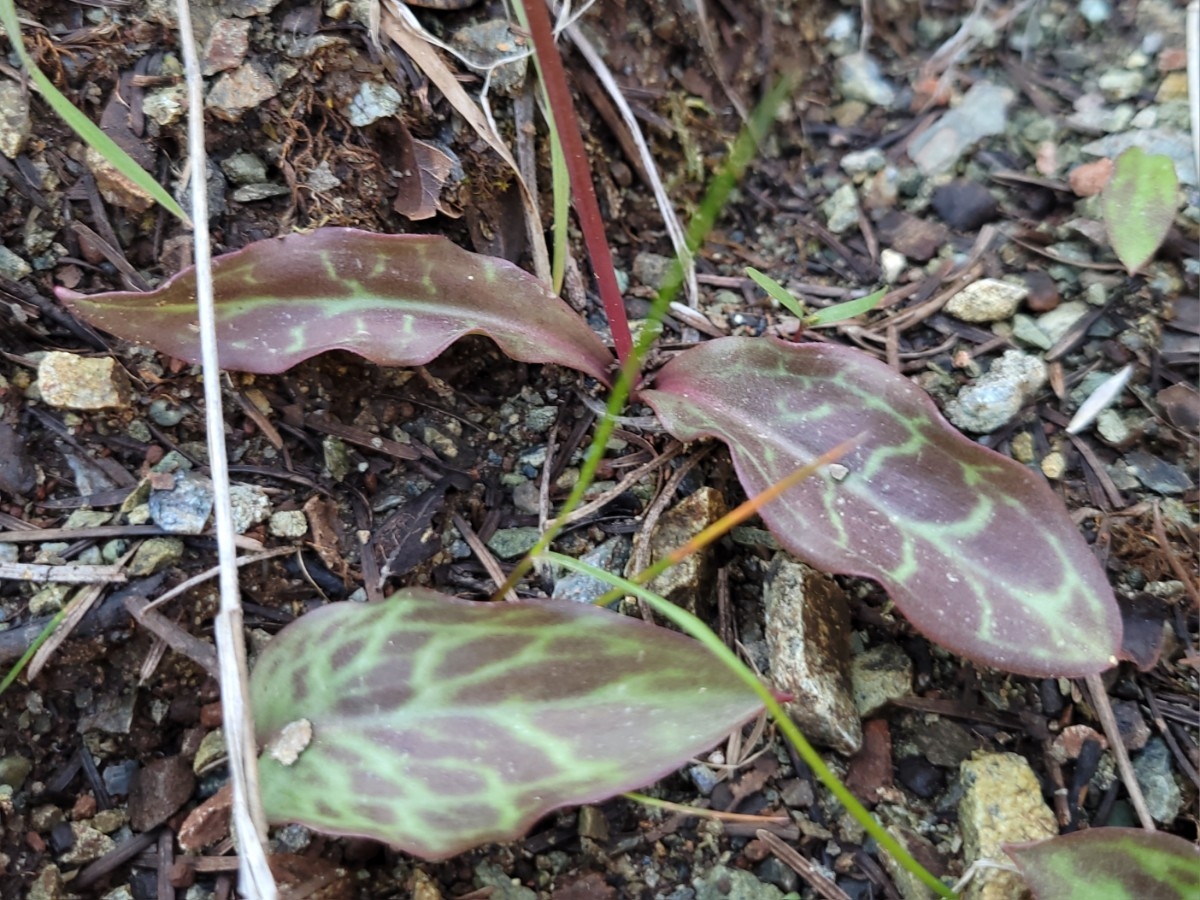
[61,228,1123,679]
[58,57,1126,888]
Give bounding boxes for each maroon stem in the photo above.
[522,0,634,365]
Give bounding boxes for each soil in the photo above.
[0,0,1196,898]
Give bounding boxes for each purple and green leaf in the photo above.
[59,228,615,384]
[1007,829,1200,900]
[250,589,763,859]
[641,337,1121,677]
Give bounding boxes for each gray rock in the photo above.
[1096,409,1131,444]
[128,537,184,576]
[959,753,1057,900]
[148,397,188,426]
[633,251,673,290]
[1122,451,1193,494]
[59,822,116,866]
[1010,312,1054,349]
[694,865,784,900]
[1097,69,1144,101]
[908,82,1015,175]
[269,510,308,538]
[946,278,1028,323]
[1133,739,1184,824]
[945,350,1047,433]
[143,85,187,126]
[451,20,529,94]
[29,584,70,617]
[552,536,631,605]
[1078,0,1112,23]
[687,763,721,795]
[474,862,535,900]
[78,691,136,735]
[764,554,861,754]
[486,526,541,559]
[37,352,132,410]
[0,421,36,495]
[232,183,290,202]
[346,80,402,127]
[822,183,861,234]
[206,62,278,122]
[0,78,31,159]
[220,152,268,185]
[1036,300,1089,344]
[1081,127,1195,185]
[841,147,887,175]
[851,643,912,717]
[836,53,896,107]
[0,245,31,280]
[228,483,270,533]
[631,487,725,616]
[149,473,214,534]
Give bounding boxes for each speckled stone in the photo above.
[694,864,784,900]
[37,352,132,410]
[632,487,726,616]
[945,350,1047,433]
[959,752,1056,900]
[851,643,913,717]
[764,554,861,754]
[946,279,1028,323]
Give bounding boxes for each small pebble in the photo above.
[931,180,999,230]
[896,755,945,799]
[946,278,1028,323]
[1022,270,1060,312]
[1040,450,1067,479]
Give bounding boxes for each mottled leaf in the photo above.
[1007,829,1200,900]
[251,589,763,859]
[59,228,614,383]
[1102,148,1179,275]
[642,337,1121,677]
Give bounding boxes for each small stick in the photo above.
[1084,672,1155,831]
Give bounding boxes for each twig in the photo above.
[124,595,220,678]
[756,829,851,900]
[175,0,276,894]
[1084,672,1156,831]
[0,561,126,583]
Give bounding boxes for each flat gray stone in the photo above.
[552,536,631,605]
[945,350,1047,433]
[764,554,861,754]
[909,82,1015,175]
[149,473,214,534]
[1133,737,1183,823]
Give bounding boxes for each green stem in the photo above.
[543,551,958,900]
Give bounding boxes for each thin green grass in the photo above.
[544,551,957,900]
